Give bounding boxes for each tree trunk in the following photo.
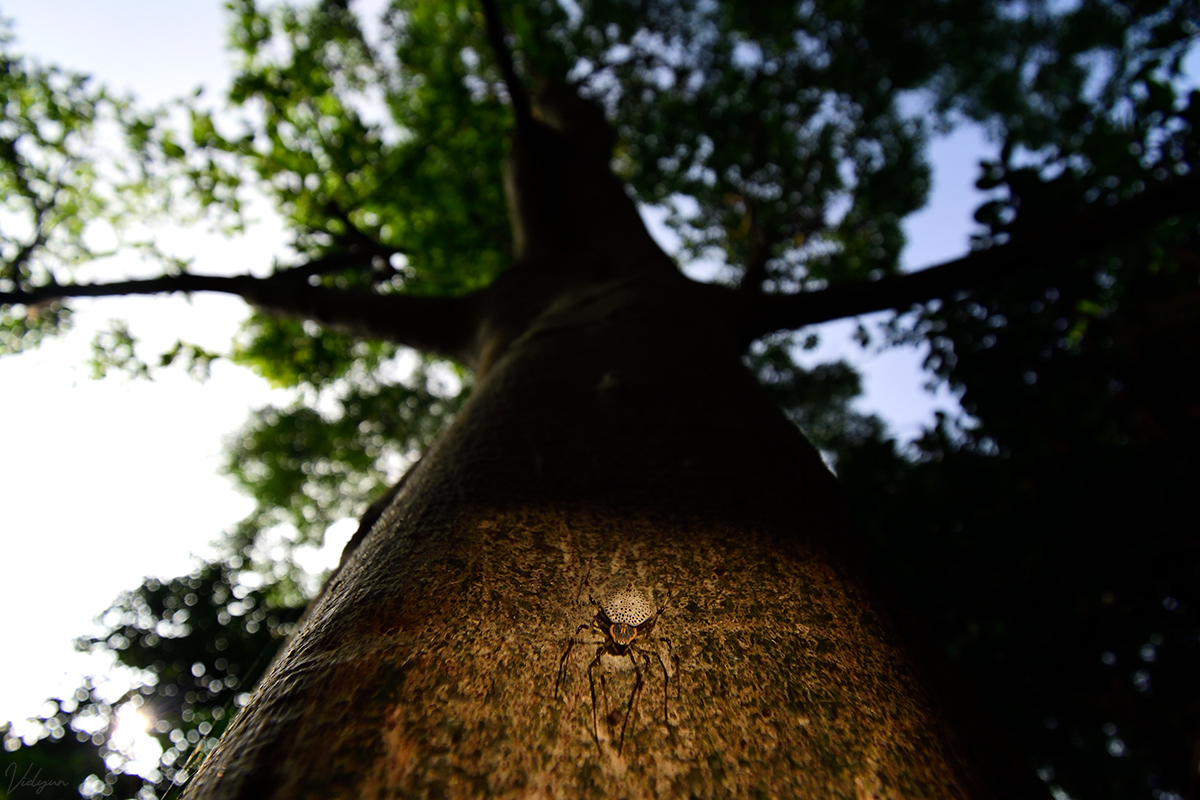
[185,274,998,798]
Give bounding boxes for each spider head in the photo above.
[609,621,638,647]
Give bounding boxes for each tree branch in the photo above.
[479,0,532,124]
[321,201,408,254]
[738,200,774,294]
[241,278,477,362]
[269,245,396,283]
[1,271,478,362]
[739,173,1200,341]
[3,196,52,289]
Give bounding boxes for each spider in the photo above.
[554,586,674,754]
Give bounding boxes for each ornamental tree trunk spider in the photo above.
[554,587,676,754]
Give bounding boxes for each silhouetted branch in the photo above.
[739,173,1200,341]
[269,245,397,283]
[4,200,51,289]
[0,272,248,306]
[241,279,476,361]
[2,271,477,361]
[479,0,532,123]
[739,248,771,293]
[322,201,407,253]
[738,204,773,293]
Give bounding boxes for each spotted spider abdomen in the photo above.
[598,589,657,646]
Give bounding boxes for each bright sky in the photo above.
[0,0,978,733]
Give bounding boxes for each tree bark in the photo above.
[184,274,1001,799]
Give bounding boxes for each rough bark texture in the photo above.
[185,276,993,798]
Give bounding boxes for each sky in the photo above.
[0,1,985,734]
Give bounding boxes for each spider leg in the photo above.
[554,637,576,698]
[600,673,612,725]
[646,588,672,630]
[617,647,645,755]
[644,650,658,724]
[585,645,605,753]
[649,636,673,722]
[669,643,680,707]
[555,623,598,697]
[573,567,592,606]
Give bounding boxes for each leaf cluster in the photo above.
[1,544,304,798]
[852,11,1200,791]
[745,332,885,466]
[216,0,512,294]
[223,358,468,544]
[85,319,220,382]
[0,31,121,354]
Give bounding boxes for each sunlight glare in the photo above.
[110,704,149,751]
[109,703,163,778]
